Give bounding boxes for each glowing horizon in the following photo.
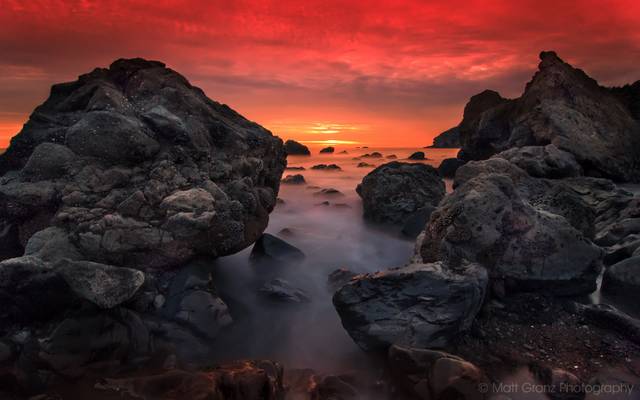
[1,0,639,148]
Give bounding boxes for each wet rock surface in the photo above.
[333,261,487,351]
[356,162,445,225]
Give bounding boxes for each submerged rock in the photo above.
[259,278,310,303]
[281,174,306,185]
[357,162,374,168]
[313,188,344,197]
[250,233,305,263]
[333,261,487,351]
[356,162,445,224]
[311,163,342,171]
[284,139,311,155]
[457,51,640,182]
[320,146,335,153]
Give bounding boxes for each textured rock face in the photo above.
[333,261,488,351]
[356,162,445,224]
[458,52,640,182]
[284,139,310,155]
[429,126,460,148]
[420,163,603,295]
[0,58,286,269]
[493,144,582,179]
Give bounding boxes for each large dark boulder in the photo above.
[437,158,465,178]
[493,144,582,179]
[457,51,640,182]
[356,162,445,225]
[333,261,487,351]
[0,58,286,268]
[284,139,310,155]
[420,160,603,295]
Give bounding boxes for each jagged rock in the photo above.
[356,162,445,224]
[333,261,487,351]
[429,126,461,148]
[603,256,640,297]
[437,158,465,178]
[388,345,484,400]
[0,58,286,270]
[250,233,305,263]
[407,151,426,160]
[493,144,582,178]
[284,139,310,155]
[457,51,640,182]
[311,163,341,171]
[320,146,335,153]
[327,268,358,292]
[259,278,310,303]
[420,168,602,295]
[281,174,306,185]
[96,360,285,400]
[56,259,145,309]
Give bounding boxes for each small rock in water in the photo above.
[285,166,306,170]
[319,146,335,153]
[361,152,383,158]
[278,227,296,237]
[386,154,398,159]
[260,278,310,303]
[281,174,306,184]
[284,139,311,155]
[357,162,375,168]
[250,233,306,263]
[334,203,352,209]
[339,150,348,154]
[314,188,344,197]
[315,201,331,206]
[408,151,426,160]
[311,163,342,171]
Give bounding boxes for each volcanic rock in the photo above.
[250,233,305,263]
[284,139,311,155]
[333,261,487,351]
[407,151,426,160]
[356,162,445,224]
[429,126,461,148]
[281,174,306,185]
[457,51,640,182]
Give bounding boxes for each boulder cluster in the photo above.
[0,58,286,390]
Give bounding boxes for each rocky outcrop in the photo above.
[493,144,582,178]
[0,58,286,270]
[333,261,487,351]
[0,58,286,390]
[356,162,445,225]
[457,51,640,182]
[420,159,603,295]
[429,126,461,148]
[284,139,310,155]
[319,146,335,153]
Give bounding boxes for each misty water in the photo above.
[206,147,459,373]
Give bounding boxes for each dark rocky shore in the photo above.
[2,52,640,400]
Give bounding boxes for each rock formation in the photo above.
[319,146,335,153]
[429,126,461,148]
[456,51,640,182]
[356,162,445,224]
[284,139,311,155]
[333,261,487,351]
[0,58,286,387]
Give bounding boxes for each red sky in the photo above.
[1,0,639,148]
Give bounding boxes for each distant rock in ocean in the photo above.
[457,51,640,182]
[320,146,335,153]
[284,139,311,155]
[428,126,460,148]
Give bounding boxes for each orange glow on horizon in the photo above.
[1,0,639,148]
